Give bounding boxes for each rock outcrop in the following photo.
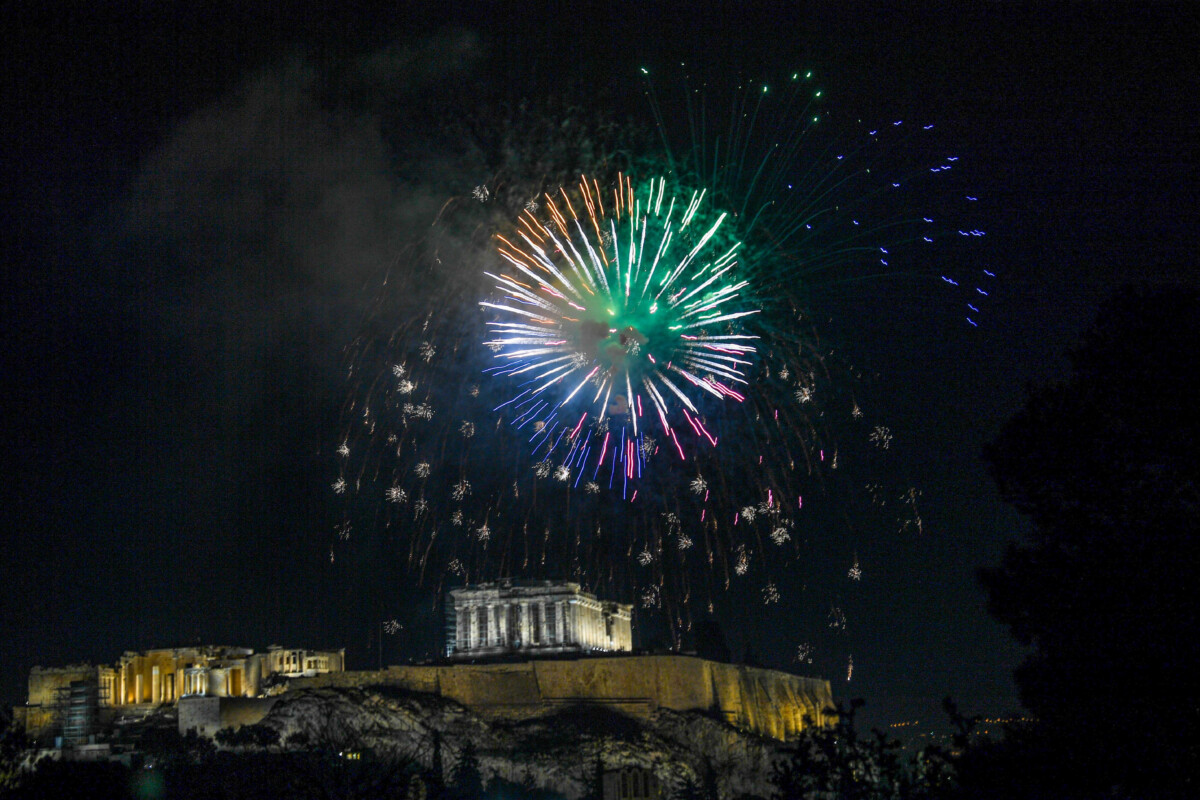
[287,655,833,742]
[261,685,800,799]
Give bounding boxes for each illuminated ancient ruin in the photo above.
[446,581,633,659]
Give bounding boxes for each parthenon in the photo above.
[446,581,632,659]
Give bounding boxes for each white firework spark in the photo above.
[848,557,862,581]
[763,582,780,604]
[459,421,475,438]
[472,184,490,202]
[451,480,471,501]
[533,461,552,479]
[419,341,436,362]
[901,487,924,534]
[336,441,350,458]
[402,402,434,421]
[870,425,893,449]
[414,462,431,478]
[636,549,653,566]
[450,510,464,526]
[554,465,571,482]
[769,526,791,545]
[734,545,749,575]
[385,486,407,504]
[476,523,491,542]
[795,643,814,664]
[740,506,757,523]
[676,533,693,550]
[828,606,847,630]
[397,379,416,395]
[690,476,707,495]
[331,477,347,495]
[584,481,600,494]
[391,364,406,378]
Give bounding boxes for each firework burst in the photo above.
[329,63,993,660]
[483,174,758,484]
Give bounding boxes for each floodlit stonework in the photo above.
[287,655,834,741]
[446,581,633,659]
[15,644,343,740]
[13,589,834,750]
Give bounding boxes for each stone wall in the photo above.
[179,696,279,737]
[26,665,98,707]
[287,655,833,741]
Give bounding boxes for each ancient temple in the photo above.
[15,644,344,740]
[446,581,633,659]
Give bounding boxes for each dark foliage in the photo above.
[771,700,922,800]
[3,758,136,800]
[981,285,1200,798]
[0,723,28,793]
[214,723,281,750]
[450,739,484,800]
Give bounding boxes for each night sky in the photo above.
[4,1,1198,734]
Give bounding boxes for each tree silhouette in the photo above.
[450,740,484,799]
[982,285,1200,798]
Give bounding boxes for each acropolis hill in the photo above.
[16,581,834,747]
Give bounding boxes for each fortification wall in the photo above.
[179,696,279,737]
[27,665,98,707]
[288,655,833,741]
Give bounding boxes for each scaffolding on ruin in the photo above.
[54,679,108,747]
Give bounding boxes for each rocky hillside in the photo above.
[260,686,791,798]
